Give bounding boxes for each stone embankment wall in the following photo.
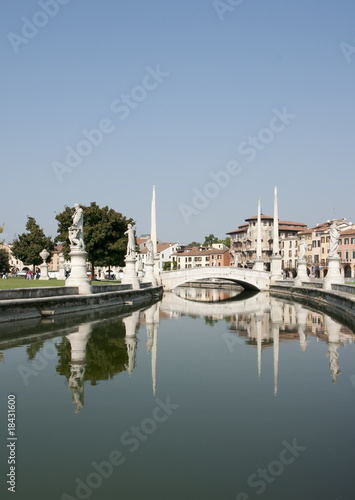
[270,283,355,327]
[0,285,162,323]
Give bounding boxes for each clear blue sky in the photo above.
[1,0,355,244]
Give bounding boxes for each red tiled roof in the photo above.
[339,228,355,236]
[140,242,178,254]
[245,214,274,221]
[172,248,229,257]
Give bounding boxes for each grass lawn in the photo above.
[0,278,66,289]
[0,278,122,289]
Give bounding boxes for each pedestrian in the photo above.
[27,270,32,280]
[2,268,7,279]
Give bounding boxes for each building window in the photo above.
[353,251,355,259]
[317,241,320,247]
[352,238,355,245]
[344,238,349,245]
[339,239,342,245]
[322,247,324,254]
[346,251,349,260]
[321,237,325,243]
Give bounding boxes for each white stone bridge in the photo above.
[160,267,271,292]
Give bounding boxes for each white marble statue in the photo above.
[124,223,136,257]
[299,237,307,261]
[69,204,85,250]
[329,220,340,258]
[146,238,154,262]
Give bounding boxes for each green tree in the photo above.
[0,223,5,244]
[162,260,177,271]
[219,237,230,248]
[0,248,10,273]
[55,203,134,277]
[11,217,54,273]
[186,241,201,248]
[203,234,219,247]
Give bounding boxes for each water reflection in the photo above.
[0,290,354,415]
[174,284,245,302]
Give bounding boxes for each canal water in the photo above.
[1,287,355,500]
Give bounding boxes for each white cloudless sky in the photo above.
[1,0,355,244]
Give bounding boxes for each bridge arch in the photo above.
[160,267,270,292]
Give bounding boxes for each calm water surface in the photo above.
[1,288,355,500]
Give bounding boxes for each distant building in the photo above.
[172,245,231,270]
[300,219,353,278]
[136,234,162,251]
[227,214,307,275]
[0,243,25,271]
[140,242,181,271]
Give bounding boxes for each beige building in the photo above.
[172,244,231,270]
[227,214,307,275]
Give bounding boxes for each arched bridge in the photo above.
[160,267,271,291]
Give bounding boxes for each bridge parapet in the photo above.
[160,266,270,291]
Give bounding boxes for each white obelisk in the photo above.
[151,185,161,284]
[254,197,264,271]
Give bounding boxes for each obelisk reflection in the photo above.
[145,303,160,396]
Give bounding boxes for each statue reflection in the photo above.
[123,310,140,375]
[56,317,128,413]
[325,316,342,383]
[66,323,92,414]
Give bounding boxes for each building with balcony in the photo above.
[302,219,353,278]
[227,215,307,275]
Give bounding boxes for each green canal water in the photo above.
[1,288,355,500]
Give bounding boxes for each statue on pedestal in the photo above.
[69,204,85,250]
[329,220,340,258]
[299,237,307,261]
[124,224,136,258]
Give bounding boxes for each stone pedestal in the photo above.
[66,248,92,294]
[142,259,157,287]
[323,256,344,290]
[154,255,161,285]
[294,259,310,287]
[270,255,283,281]
[253,258,264,272]
[121,255,140,290]
[58,253,66,280]
[39,262,50,280]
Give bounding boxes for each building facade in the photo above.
[227,215,307,275]
[172,244,231,270]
